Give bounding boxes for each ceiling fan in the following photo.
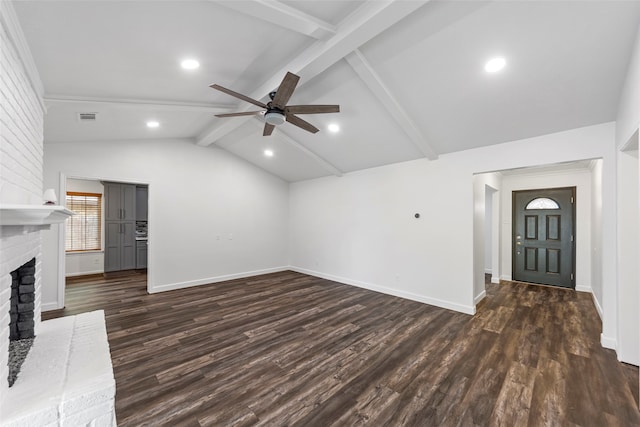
[210,72,340,136]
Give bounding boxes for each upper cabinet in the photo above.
[104,183,136,221]
[136,186,148,221]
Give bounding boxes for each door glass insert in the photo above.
[525,197,560,210]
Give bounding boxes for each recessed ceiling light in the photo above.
[264,149,274,157]
[146,121,160,128]
[328,123,340,133]
[181,59,200,70]
[485,57,506,73]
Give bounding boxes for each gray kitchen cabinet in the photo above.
[104,183,136,221]
[105,222,136,272]
[136,240,147,269]
[104,182,136,272]
[136,186,148,221]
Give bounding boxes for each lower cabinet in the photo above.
[136,240,148,269]
[104,222,136,272]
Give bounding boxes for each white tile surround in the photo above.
[1,3,116,425]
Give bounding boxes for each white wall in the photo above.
[617,148,639,365]
[42,139,290,308]
[499,168,592,293]
[290,122,616,318]
[614,19,640,366]
[290,157,477,314]
[473,172,501,304]
[484,187,493,274]
[590,159,604,316]
[65,178,104,277]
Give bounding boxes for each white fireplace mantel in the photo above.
[0,204,73,230]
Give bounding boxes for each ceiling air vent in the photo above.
[78,112,98,122]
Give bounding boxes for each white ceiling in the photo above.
[12,1,640,182]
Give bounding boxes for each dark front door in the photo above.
[513,187,575,288]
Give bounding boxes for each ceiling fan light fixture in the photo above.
[264,111,285,126]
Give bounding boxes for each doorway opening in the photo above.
[63,177,149,299]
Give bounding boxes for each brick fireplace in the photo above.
[1,3,116,425]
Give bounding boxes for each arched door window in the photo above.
[525,197,559,210]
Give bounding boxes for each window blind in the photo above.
[66,192,102,252]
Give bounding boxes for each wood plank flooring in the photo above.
[43,271,640,426]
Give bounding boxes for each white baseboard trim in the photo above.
[575,285,592,293]
[500,274,512,282]
[484,268,492,275]
[289,266,475,315]
[65,269,103,277]
[591,292,604,321]
[600,333,617,351]
[148,266,290,294]
[491,276,500,284]
[41,301,63,312]
[474,290,487,305]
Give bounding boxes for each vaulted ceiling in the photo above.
[12,1,640,182]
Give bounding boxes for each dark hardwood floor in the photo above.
[43,271,639,426]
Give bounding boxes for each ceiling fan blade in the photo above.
[286,114,319,134]
[210,84,268,109]
[286,105,340,115]
[215,111,264,118]
[271,72,300,109]
[263,123,275,136]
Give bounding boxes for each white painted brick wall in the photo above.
[0,0,45,411]
[1,7,115,427]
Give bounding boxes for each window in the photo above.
[66,192,102,252]
[525,197,559,210]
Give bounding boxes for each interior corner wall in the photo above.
[289,122,616,318]
[42,139,290,308]
[499,169,592,292]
